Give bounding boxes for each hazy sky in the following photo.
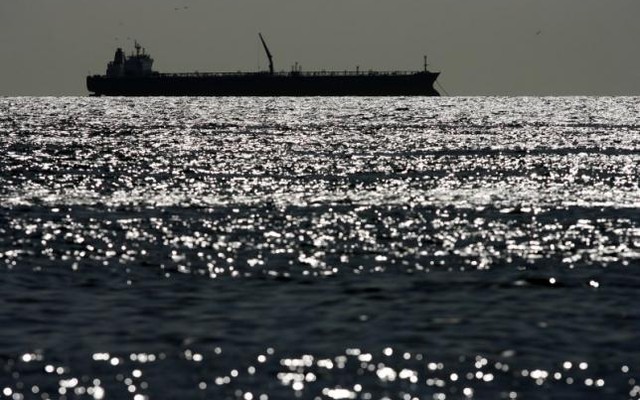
[1,0,640,96]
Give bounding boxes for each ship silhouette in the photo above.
[87,35,440,96]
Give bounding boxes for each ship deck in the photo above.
[154,70,430,78]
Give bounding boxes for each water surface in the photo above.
[0,97,639,399]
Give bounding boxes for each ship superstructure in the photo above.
[106,42,154,78]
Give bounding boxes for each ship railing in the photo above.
[155,70,424,78]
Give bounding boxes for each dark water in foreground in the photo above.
[0,97,639,399]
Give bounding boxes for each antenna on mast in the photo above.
[259,33,274,75]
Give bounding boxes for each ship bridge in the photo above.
[106,42,154,77]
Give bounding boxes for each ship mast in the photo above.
[259,33,274,75]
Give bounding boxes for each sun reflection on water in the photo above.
[0,97,639,398]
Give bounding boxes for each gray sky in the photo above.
[1,0,639,96]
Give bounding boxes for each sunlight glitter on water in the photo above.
[1,97,639,399]
[1,347,636,400]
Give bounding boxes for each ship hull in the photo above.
[86,72,440,96]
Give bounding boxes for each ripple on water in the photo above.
[1,347,637,399]
[0,97,639,399]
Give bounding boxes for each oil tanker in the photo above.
[86,35,441,96]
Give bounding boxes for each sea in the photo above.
[0,96,639,400]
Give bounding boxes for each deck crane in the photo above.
[259,33,274,75]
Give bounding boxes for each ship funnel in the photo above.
[259,33,274,75]
[113,48,125,65]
